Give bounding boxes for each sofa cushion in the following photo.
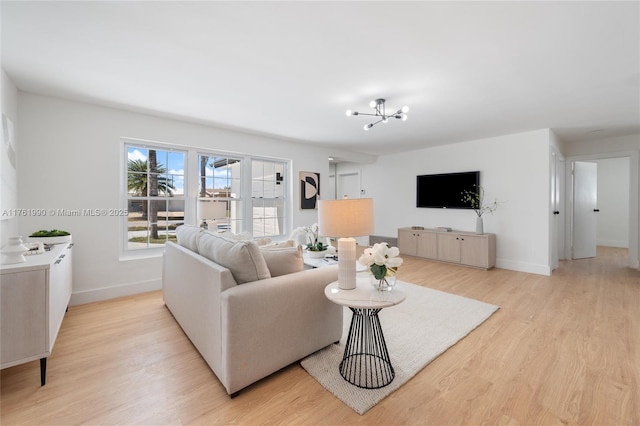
[260,245,304,277]
[197,232,271,284]
[176,224,202,252]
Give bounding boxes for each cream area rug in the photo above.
[300,281,499,415]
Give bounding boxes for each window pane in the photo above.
[250,160,286,237]
[167,200,185,228]
[200,155,241,199]
[264,161,275,180]
[127,172,148,197]
[127,147,148,166]
[263,181,276,199]
[213,178,229,192]
[199,177,213,198]
[127,200,148,250]
[229,177,241,192]
[252,199,283,237]
[166,174,183,196]
[251,181,263,198]
[252,160,264,180]
[275,181,284,198]
[125,144,186,253]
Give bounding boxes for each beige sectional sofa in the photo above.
[162,226,342,396]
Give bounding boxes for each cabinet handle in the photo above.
[59,254,65,259]
[55,259,62,264]
[461,238,465,241]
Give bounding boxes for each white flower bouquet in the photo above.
[358,242,403,280]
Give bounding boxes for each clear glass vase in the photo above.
[370,273,397,291]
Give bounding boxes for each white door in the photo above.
[337,171,360,200]
[573,161,598,259]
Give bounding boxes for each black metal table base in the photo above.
[339,307,395,389]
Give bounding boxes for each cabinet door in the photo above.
[1,270,48,365]
[460,235,489,268]
[397,229,417,256]
[416,231,437,259]
[437,233,461,263]
[49,247,72,351]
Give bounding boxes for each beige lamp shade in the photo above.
[318,198,374,290]
[318,198,374,237]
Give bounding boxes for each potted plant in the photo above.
[305,223,329,257]
[29,229,72,245]
[461,185,499,235]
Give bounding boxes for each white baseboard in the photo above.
[596,240,629,248]
[495,258,551,276]
[70,278,162,306]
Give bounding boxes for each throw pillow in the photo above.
[176,224,202,252]
[260,245,304,277]
[197,232,271,284]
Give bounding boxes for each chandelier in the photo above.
[346,98,409,131]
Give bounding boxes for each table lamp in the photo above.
[318,198,374,290]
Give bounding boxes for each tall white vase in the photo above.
[476,216,484,235]
[1,236,29,264]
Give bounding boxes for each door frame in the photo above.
[564,151,639,268]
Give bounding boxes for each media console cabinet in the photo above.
[0,241,73,385]
[398,227,496,269]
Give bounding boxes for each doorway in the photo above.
[568,156,633,264]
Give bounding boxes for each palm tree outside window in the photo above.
[126,145,185,250]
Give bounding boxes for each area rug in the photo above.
[300,281,499,415]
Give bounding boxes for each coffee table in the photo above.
[324,277,406,389]
[303,252,367,271]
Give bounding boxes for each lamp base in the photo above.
[337,237,356,290]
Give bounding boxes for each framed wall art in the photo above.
[299,171,320,209]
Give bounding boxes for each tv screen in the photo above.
[416,171,480,209]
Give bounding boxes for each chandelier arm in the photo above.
[351,112,381,117]
[369,117,385,128]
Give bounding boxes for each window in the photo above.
[251,159,286,238]
[197,154,243,233]
[126,144,186,251]
[122,140,288,255]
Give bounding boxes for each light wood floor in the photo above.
[2,247,639,425]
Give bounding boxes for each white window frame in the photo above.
[121,139,187,258]
[121,139,290,259]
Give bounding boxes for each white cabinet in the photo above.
[1,242,73,385]
[398,228,437,259]
[398,228,496,270]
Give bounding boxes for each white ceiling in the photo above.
[2,1,639,156]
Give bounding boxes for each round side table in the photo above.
[324,277,406,389]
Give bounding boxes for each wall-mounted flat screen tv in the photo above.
[416,171,480,209]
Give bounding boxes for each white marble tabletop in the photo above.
[324,276,406,309]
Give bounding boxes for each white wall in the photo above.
[338,129,553,275]
[16,92,365,304]
[594,157,630,248]
[0,70,19,247]
[563,134,640,268]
